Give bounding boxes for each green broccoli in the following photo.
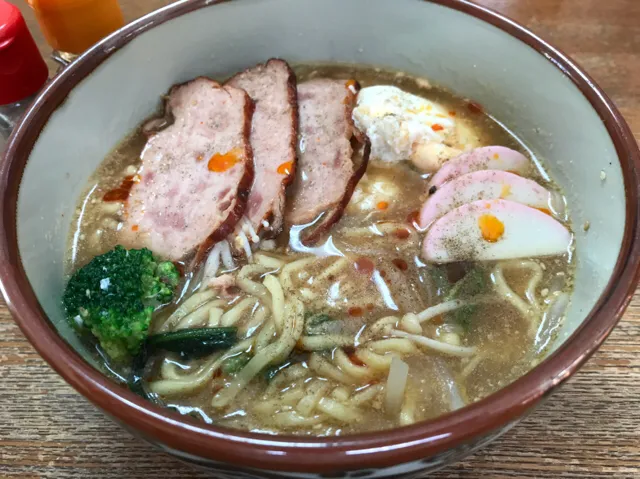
[63,246,180,362]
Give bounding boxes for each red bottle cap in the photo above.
[0,1,48,105]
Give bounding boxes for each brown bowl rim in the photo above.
[2,0,639,474]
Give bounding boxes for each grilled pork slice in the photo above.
[121,77,254,263]
[285,79,369,243]
[226,58,298,238]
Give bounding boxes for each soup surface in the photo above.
[65,63,574,435]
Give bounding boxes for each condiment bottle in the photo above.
[27,0,124,63]
[0,1,49,152]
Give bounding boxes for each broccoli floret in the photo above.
[63,246,180,362]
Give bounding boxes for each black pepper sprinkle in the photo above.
[428,185,437,195]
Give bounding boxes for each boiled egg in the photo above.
[347,173,400,213]
[352,86,481,172]
[422,199,572,263]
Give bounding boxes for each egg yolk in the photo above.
[478,214,505,242]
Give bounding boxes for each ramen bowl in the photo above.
[2,0,639,477]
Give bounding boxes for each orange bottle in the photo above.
[27,0,124,55]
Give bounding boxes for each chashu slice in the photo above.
[285,79,370,244]
[120,77,254,263]
[226,58,298,239]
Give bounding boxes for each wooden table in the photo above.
[2,1,639,477]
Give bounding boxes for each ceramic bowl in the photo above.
[2,0,639,477]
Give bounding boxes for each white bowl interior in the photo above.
[16,0,624,369]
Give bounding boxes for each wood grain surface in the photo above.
[2,0,639,477]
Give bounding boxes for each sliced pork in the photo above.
[120,77,254,263]
[226,59,298,238]
[285,79,369,243]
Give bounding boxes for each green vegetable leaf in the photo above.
[221,352,252,375]
[147,327,238,359]
[305,313,334,333]
[441,267,488,331]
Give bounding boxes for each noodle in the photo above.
[69,62,575,436]
[415,299,471,323]
[211,298,304,408]
[367,338,418,355]
[263,275,285,333]
[296,380,330,417]
[175,299,226,330]
[333,349,375,380]
[158,289,217,332]
[351,383,384,405]
[298,335,354,351]
[491,260,544,327]
[208,307,224,327]
[317,397,362,423]
[149,338,254,396]
[241,304,268,337]
[273,411,325,427]
[354,349,395,372]
[254,253,285,269]
[308,353,354,385]
[220,297,259,327]
[390,329,477,357]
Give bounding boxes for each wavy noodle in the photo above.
[263,275,285,333]
[208,307,224,327]
[273,411,326,427]
[351,383,384,406]
[265,364,310,396]
[254,253,285,269]
[340,222,418,239]
[399,313,422,334]
[315,257,350,282]
[220,297,259,327]
[308,353,354,384]
[367,338,418,355]
[317,397,362,423]
[255,319,276,350]
[399,393,417,426]
[241,304,268,337]
[211,298,304,408]
[159,357,190,380]
[298,335,354,351]
[390,329,476,357]
[296,380,331,417]
[415,299,471,323]
[461,354,484,378]
[158,289,217,332]
[280,388,306,405]
[333,349,376,380]
[236,264,273,309]
[331,386,351,402]
[355,349,395,372]
[148,354,222,396]
[175,299,227,330]
[365,316,400,338]
[280,256,320,291]
[491,260,543,323]
[148,338,254,396]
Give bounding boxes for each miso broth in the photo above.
[64,63,574,435]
